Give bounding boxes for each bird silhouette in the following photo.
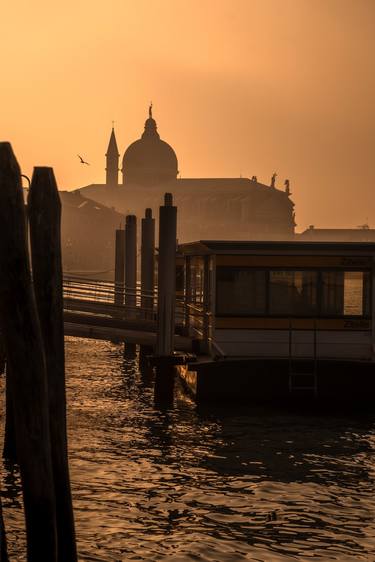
[77,154,90,165]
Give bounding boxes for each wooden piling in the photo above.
[0,498,8,562]
[0,143,57,561]
[156,193,177,356]
[3,363,17,462]
[114,228,125,306]
[141,208,155,319]
[125,214,137,316]
[139,344,154,385]
[154,194,177,404]
[0,333,5,376]
[28,166,77,562]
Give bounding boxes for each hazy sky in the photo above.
[1,0,374,231]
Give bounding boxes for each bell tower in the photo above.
[105,127,120,187]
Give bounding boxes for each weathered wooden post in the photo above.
[154,193,177,403]
[28,167,77,562]
[3,363,17,462]
[141,208,155,319]
[371,257,375,360]
[0,333,5,375]
[0,500,7,562]
[139,345,154,386]
[139,208,155,365]
[125,214,137,315]
[0,143,57,561]
[124,214,137,355]
[156,193,177,356]
[114,228,125,307]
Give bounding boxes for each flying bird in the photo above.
[77,154,90,165]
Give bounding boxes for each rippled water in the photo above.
[1,337,375,561]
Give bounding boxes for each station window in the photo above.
[321,271,370,316]
[321,271,344,315]
[269,271,317,316]
[216,267,267,315]
[215,266,371,318]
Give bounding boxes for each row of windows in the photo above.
[216,268,371,317]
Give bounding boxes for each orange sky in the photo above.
[1,0,374,231]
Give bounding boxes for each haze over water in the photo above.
[1,337,375,561]
[1,1,375,230]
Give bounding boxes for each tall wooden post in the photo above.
[156,193,177,356]
[124,215,137,355]
[125,214,137,315]
[141,208,155,319]
[3,362,17,462]
[114,228,125,306]
[0,498,7,562]
[154,194,177,405]
[28,167,77,562]
[372,258,375,360]
[0,143,57,561]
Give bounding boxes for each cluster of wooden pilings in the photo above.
[114,193,182,404]
[0,143,77,560]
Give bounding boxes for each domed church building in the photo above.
[77,106,295,241]
[122,106,178,187]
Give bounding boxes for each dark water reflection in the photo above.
[1,337,375,560]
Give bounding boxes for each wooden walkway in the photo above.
[63,275,193,350]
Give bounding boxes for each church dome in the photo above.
[122,106,178,186]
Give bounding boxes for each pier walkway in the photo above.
[63,275,194,351]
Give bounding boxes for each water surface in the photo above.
[1,337,375,561]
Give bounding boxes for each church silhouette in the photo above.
[76,106,295,241]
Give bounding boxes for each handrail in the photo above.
[62,277,210,336]
[63,283,157,300]
[209,338,226,358]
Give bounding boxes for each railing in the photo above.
[63,275,157,320]
[63,275,212,349]
[63,275,188,326]
[183,302,213,352]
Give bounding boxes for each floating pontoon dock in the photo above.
[177,241,375,405]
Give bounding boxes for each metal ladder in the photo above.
[288,319,318,397]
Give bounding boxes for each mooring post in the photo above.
[3,362,17,463]
[156,194,177,356]
[371,257,375,360]
[0,497,7,562]
[154,193,177,404]
[114,228,125,307]
[0,143,57,561]
[124,214,137,355]
[28,167,77,562]
[125,214,137,316]
[139,344,154,385]
[141,208,155,319]
[0,332,5,376]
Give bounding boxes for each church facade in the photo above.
[77,107,295,241]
